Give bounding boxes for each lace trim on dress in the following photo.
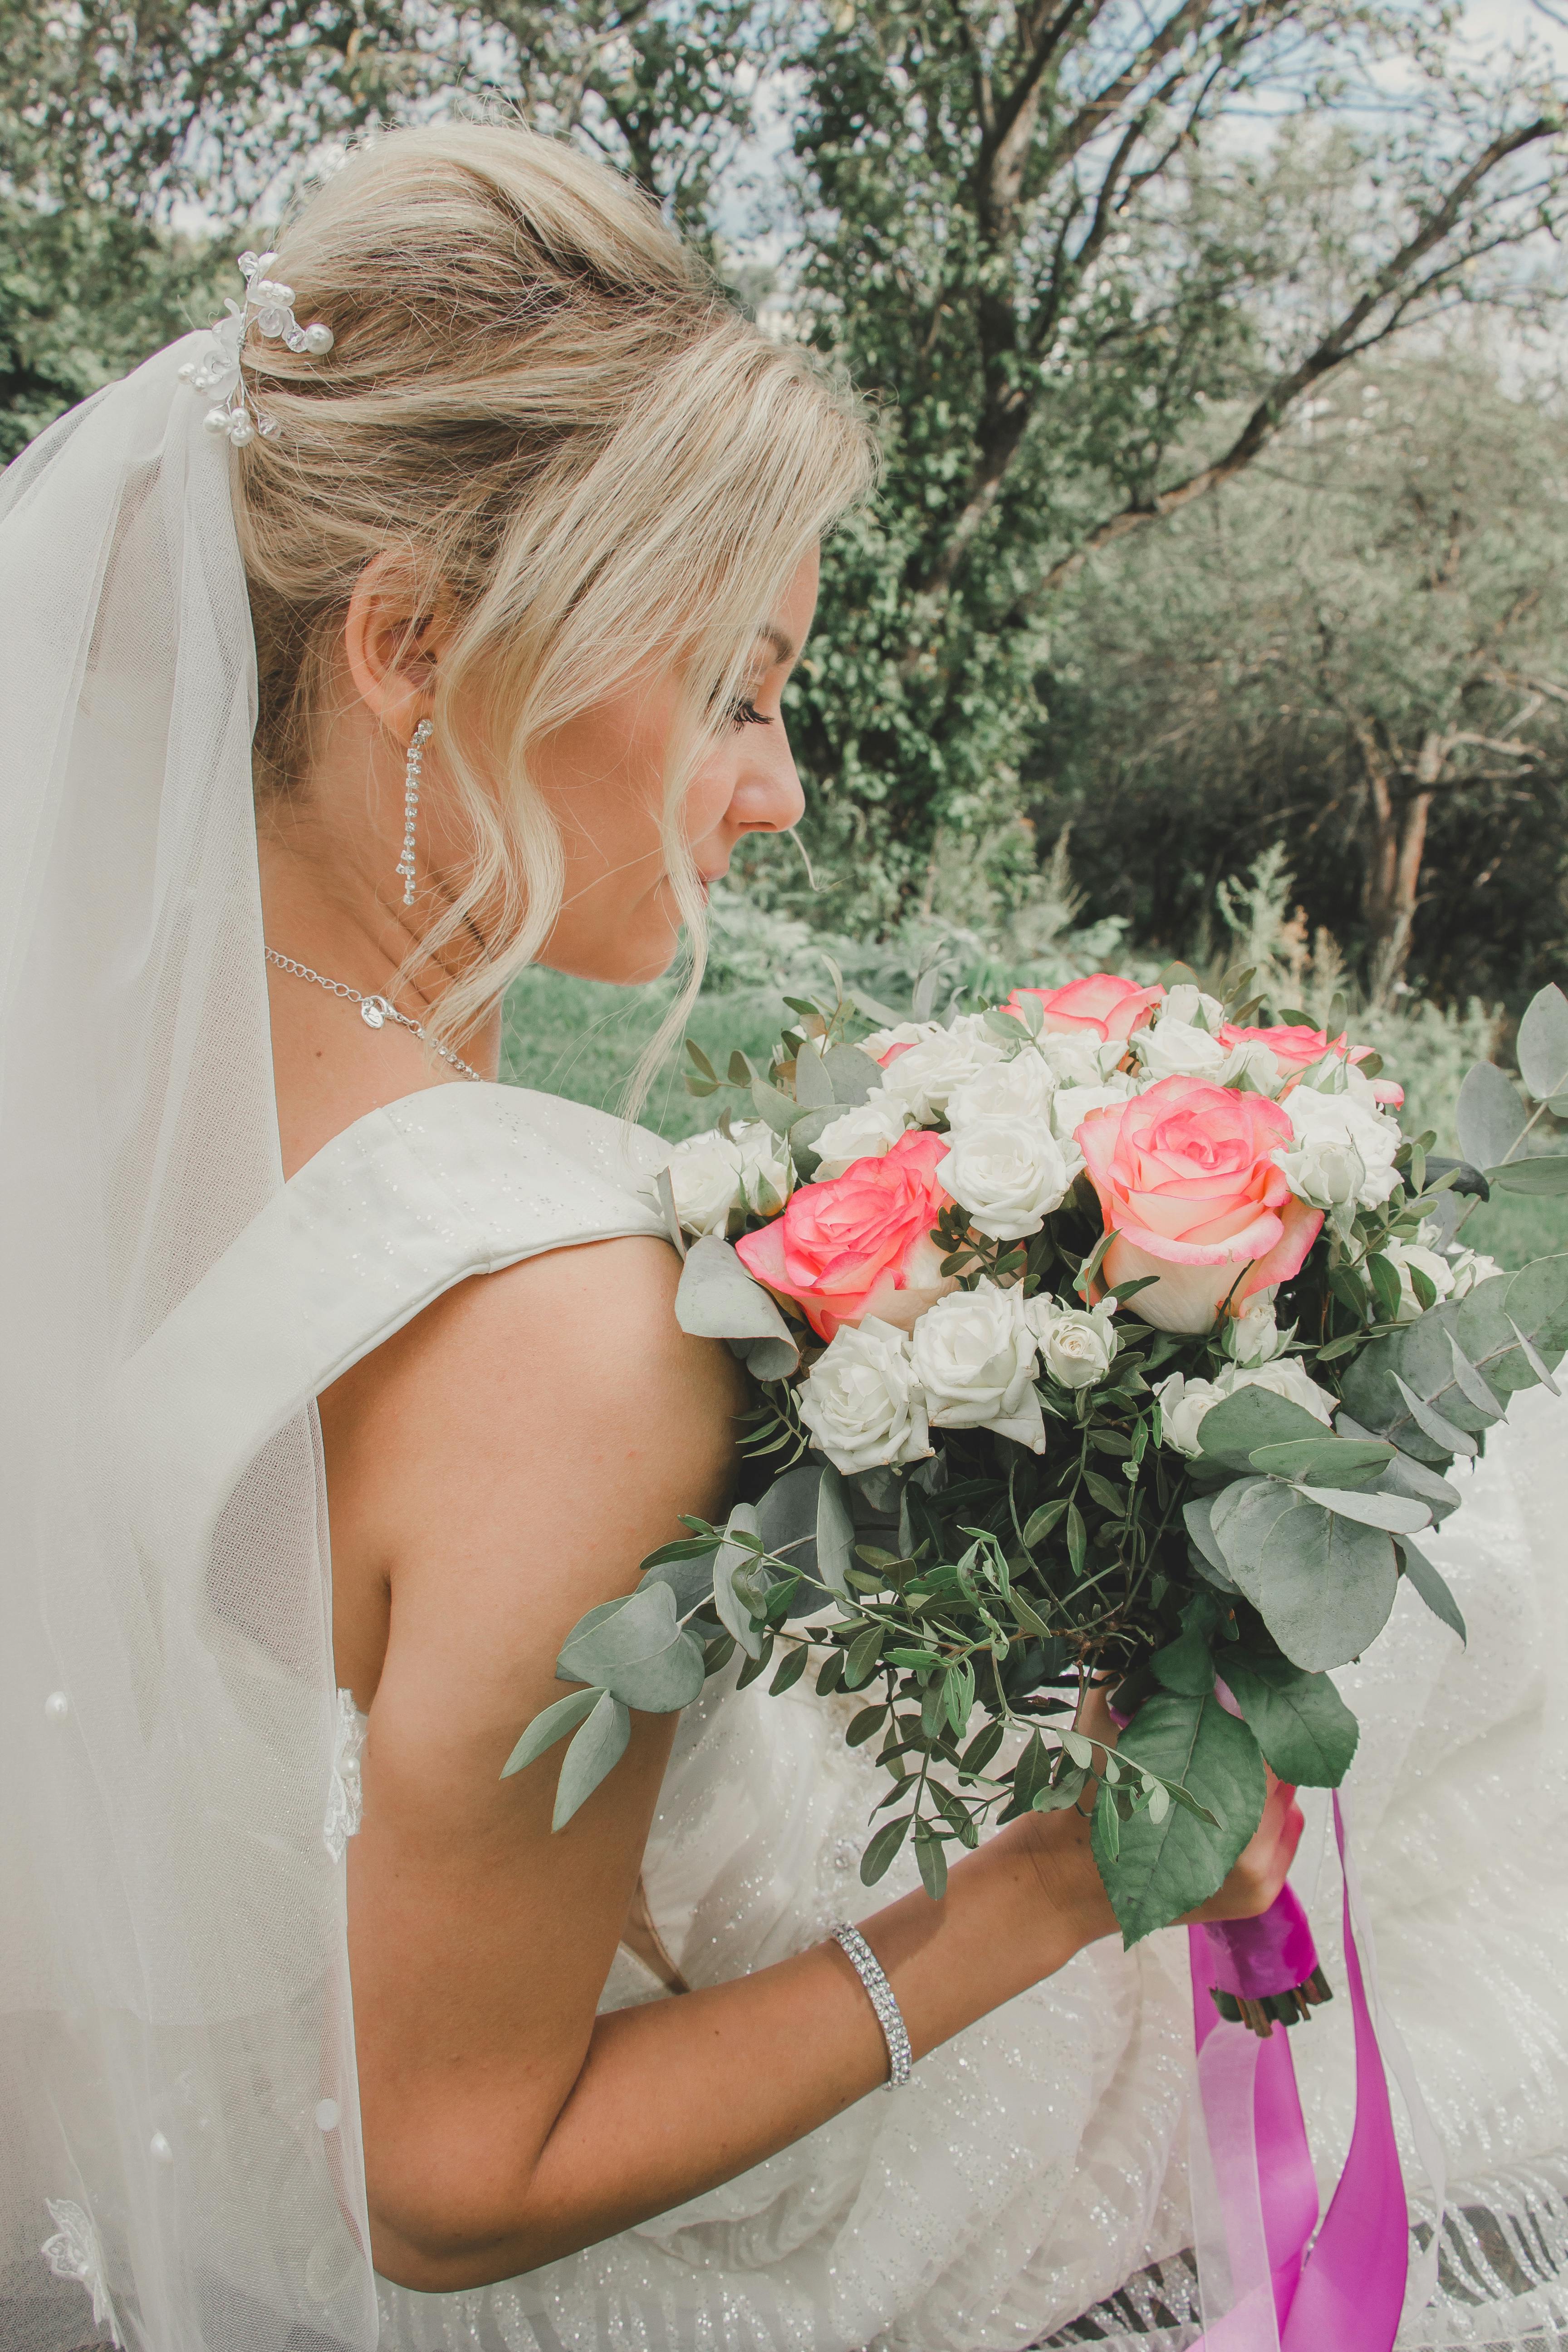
[323,1689,367,1862]
[40,2197,121,2345]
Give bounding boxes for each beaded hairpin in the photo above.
[180,249,335,448]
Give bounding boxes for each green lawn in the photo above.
[504,969,1568,1272]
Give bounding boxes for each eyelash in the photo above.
[729,696,772,729]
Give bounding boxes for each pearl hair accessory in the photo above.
[398,720,432,907]
[179,249,334,448]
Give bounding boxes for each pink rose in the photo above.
[1007,972,1165,1043]
[735,1129,955,1342]
[1075,1076,1324,1333]
[1220,1023,1404,1107]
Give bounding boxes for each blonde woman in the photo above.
[2,119,1562,2352]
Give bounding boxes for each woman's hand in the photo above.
[1070,1676,1306,1926]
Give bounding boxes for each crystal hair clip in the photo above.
[180,249,334,448]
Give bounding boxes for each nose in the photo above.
[730,735,805,839]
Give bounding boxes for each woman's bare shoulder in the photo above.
[322,1232,744,1723]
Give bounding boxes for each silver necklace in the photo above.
[265,946,486,1084]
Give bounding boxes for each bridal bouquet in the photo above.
[509,964,1568,1954]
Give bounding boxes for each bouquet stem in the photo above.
[1194,1882,1333,2040]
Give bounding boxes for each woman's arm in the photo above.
[320,1235,1298,2293]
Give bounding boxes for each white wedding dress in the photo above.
[137,1077,1568,2352]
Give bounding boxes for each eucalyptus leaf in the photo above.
[1253,1494,1400,1671]
[1095,1692,1266,1946]
[823,1043,883,1106]
[1209,1475,1302,1602]
[1516,982,1568,1103]
[712,1503,766,1658]
[552,1690,632,1830]
[1392,1373,1478,1459]
[1196,1386,1347,1475]
[1455,1061,1526,1173]
[1247,1432,1393,1486]
[674,1235,800,1375]
[1296,1483,1432,1534]
[793,1038,837,1109]
[556,1580,708,1712]
[1485,1155,1568,1196]
[1399,1538,1468,1642]
[500,1684,602,1779]
[1220,1653,1358,1787]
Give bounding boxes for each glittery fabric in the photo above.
[211,1085,1563,2352]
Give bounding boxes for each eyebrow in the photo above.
[756,623,799,665]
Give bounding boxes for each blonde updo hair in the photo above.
[232,120,876,1058]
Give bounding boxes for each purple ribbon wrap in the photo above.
[1186,1795,1409,2352]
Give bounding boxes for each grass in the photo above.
[504,969,1568,1271]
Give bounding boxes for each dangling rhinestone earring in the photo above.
[397,720,431,908]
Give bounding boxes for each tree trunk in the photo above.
[1363,727,1445,1006]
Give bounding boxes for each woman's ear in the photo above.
[342,552,452,740]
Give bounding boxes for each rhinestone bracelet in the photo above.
[832,1922,913,2090]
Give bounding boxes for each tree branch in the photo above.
[1023,112,1564,603]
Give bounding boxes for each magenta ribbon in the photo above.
[1186,1794,1408,2351]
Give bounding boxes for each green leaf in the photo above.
[552,1690,632,1830]
[556,1582,708,1712]
[1010,1730,1054,1809]
[500,1684,602,1779]
[1392,1373,1478,1459]
[1066,1502,1087,1572]
[960,1720,1005,1777]
[1455,1061,1527,1174]
[712,1504,767,1658]
[1247,1432,1393,1486]
[673,1235,799,1375]
[815,1461,856,1598]
[943,1658,976,1736]
[1220,1653,1359,1787]
[914,1819,949,1899]
[1296,1483,1431,1534]
[1196,1386,1344,1474]
[1150,1620,1215,1698]
[1095,1692,1266,1946]
[1094,1779,1121,1861]
[823,1042,883,1105]
[1367,1252,1403,1325]
[1022,1497,1068,1549]
[735,1633,775,1689]
[769,1642,808,1695]
[860,1811,912,1885]
[847,1703,888,1746]
[1399,1538,1467,1643]
[1252,1494,1400,1671]
[1516,983,1568,1104]
[1083,1469,1127,1514]
[844,1622,886,1687]
[1485,1155,1568,1195]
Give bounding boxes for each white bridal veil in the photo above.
[0,341,376,2350]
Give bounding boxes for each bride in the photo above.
[1,118,1563,2352]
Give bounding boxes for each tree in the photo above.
[1024,350,1568,1006]
[775,1,1568,921]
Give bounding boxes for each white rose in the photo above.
[1155,1371,1228,1456]
[1050,1077,1136,1177]
[1226,1296,1291,1367]
[1156,1354,1334,1455]
[1025,1294,1120,1389]
[664,1121,787,1237]
[1380,1235,1455,1322]
[877,1020,1005,1122]
[1220,1039,1286,1094]
[1446,1242,1502,1298]
[1220,1356,1336,1424]
[1037,1029,1128,1087]
[946,1048,1056,1129]
[799,1318,932,1475]
[1274,1081,1401,1211]
[1164,982,1225,1031]
[908,1279,1045,1450]
[862,1019,944,1061]
[813,1093,911,1178]
[937,1118,1072,1240]
[1136,1016,1229,1083]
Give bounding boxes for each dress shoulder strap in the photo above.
[116,1083,671,1576]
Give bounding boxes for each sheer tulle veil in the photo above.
[0,339,376,2349]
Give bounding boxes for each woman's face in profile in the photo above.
[534,547,819,985]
